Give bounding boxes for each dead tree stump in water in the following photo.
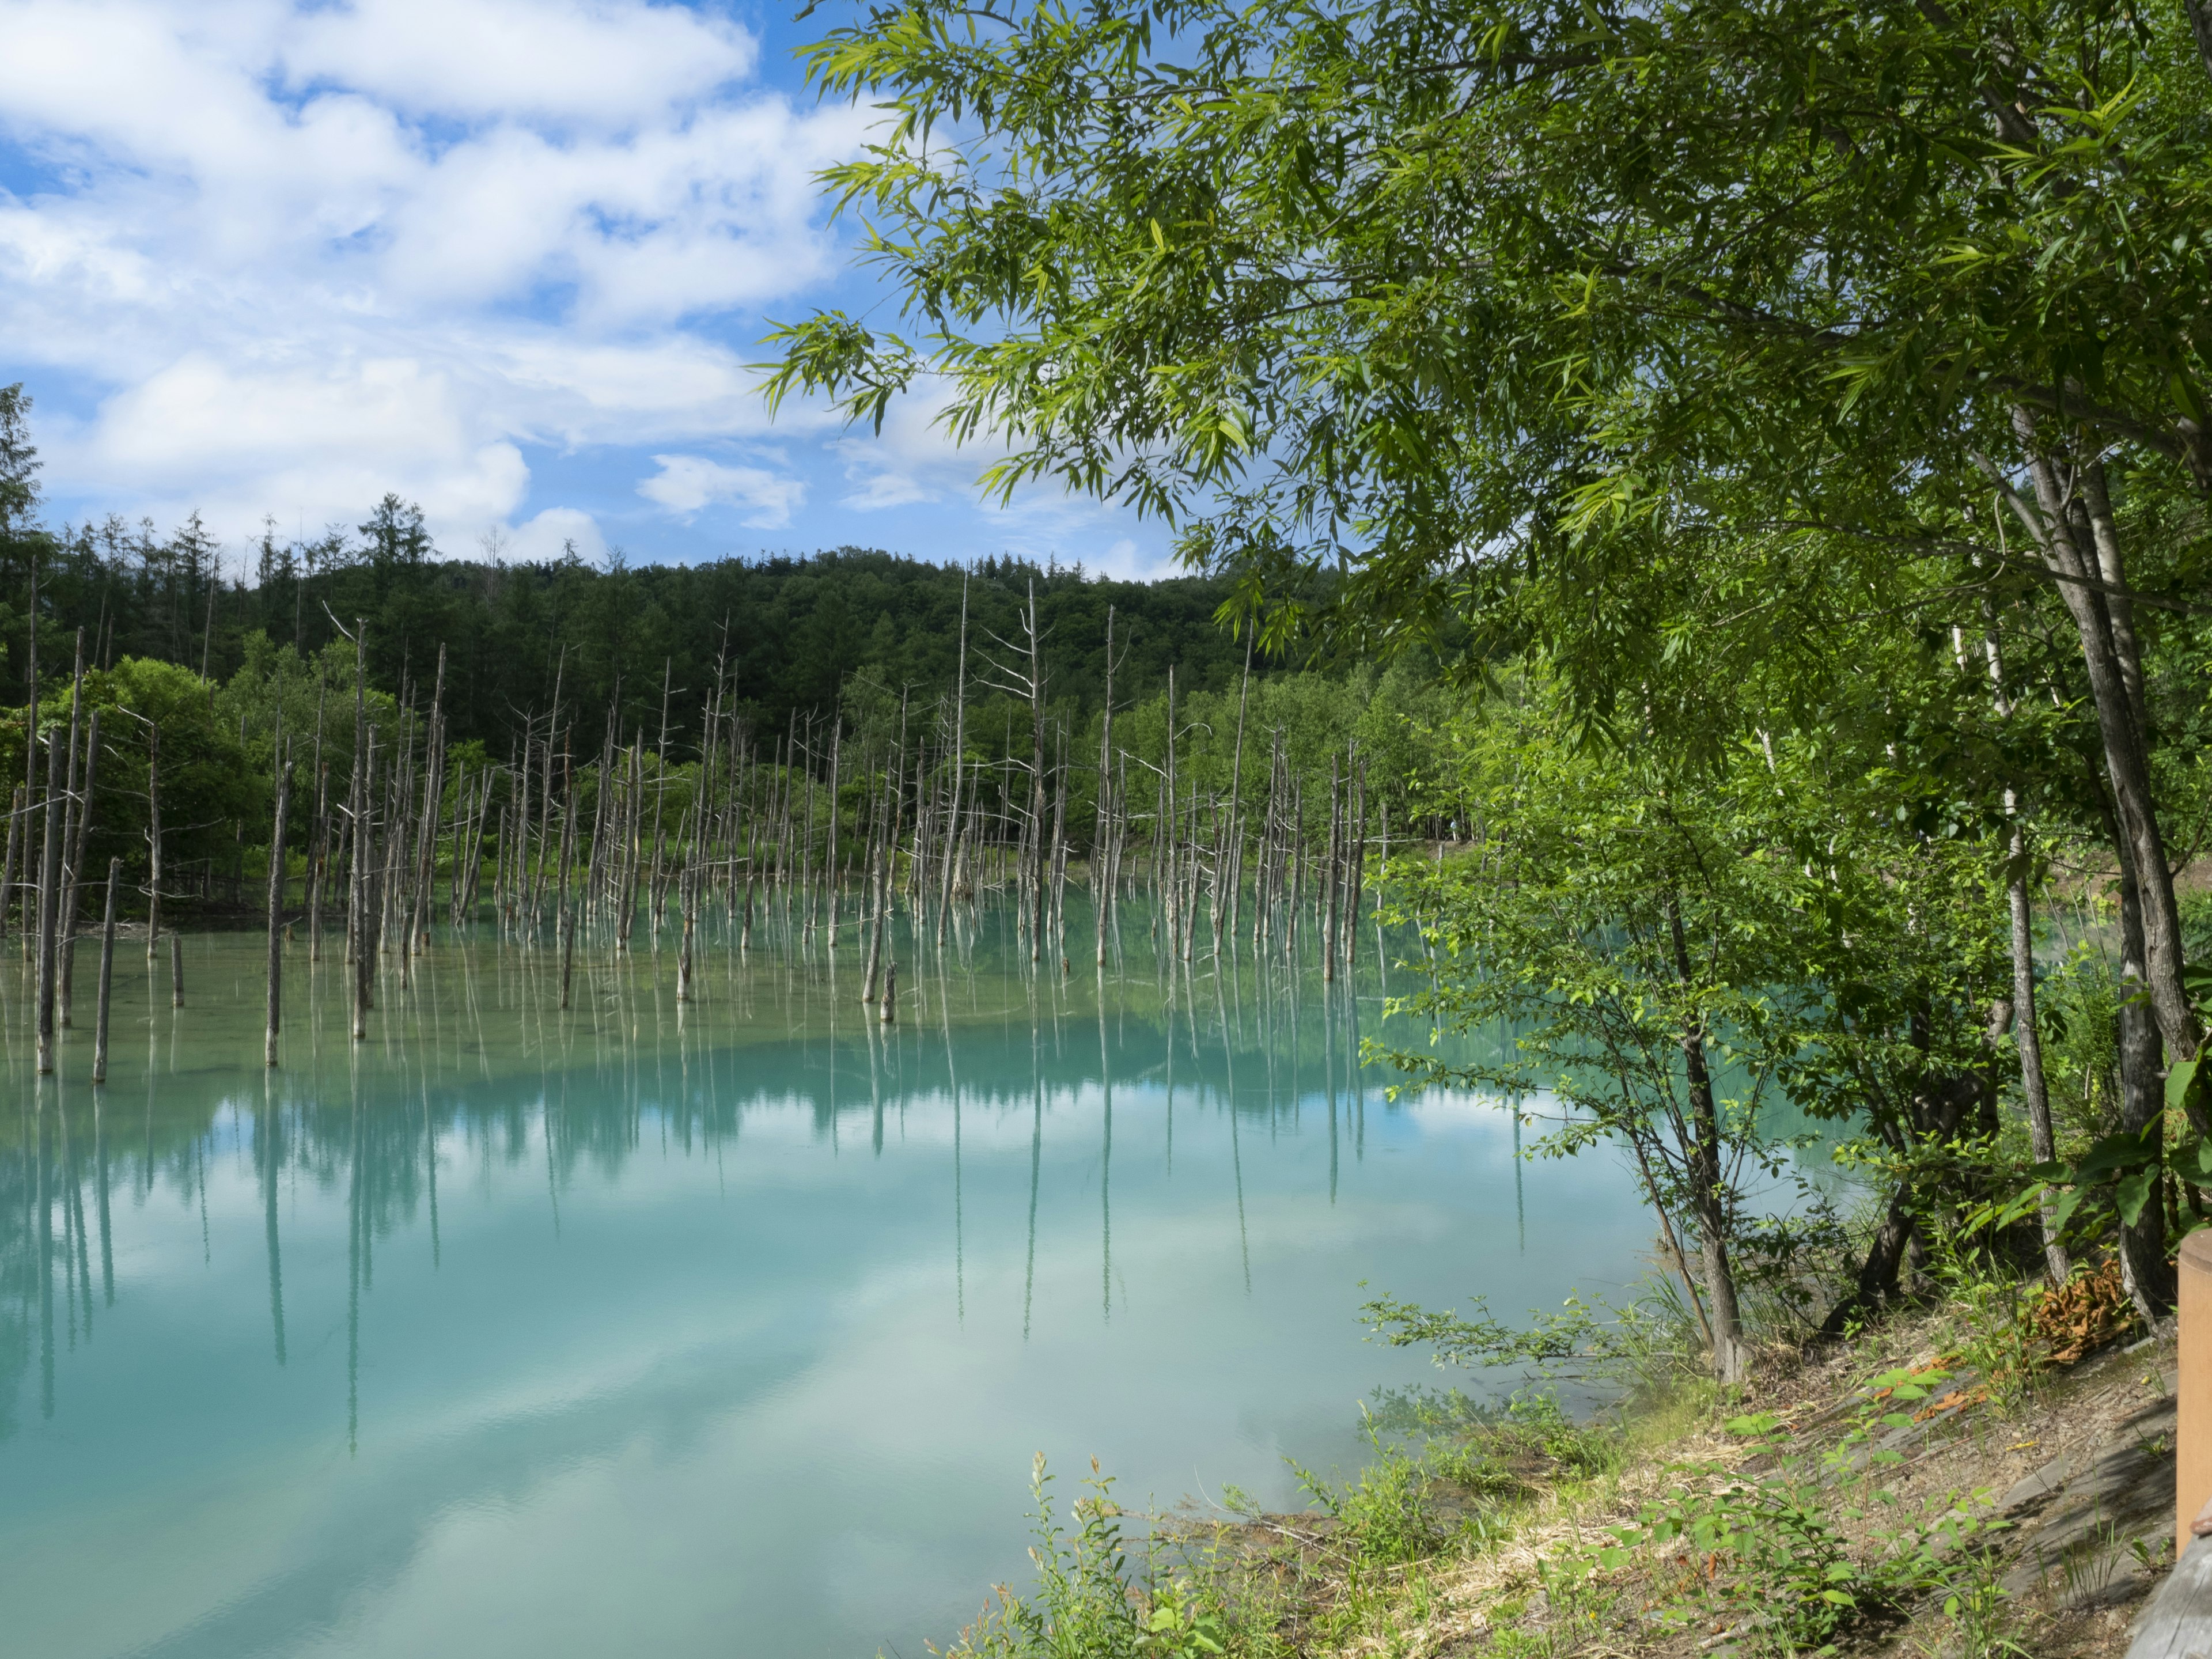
[92,858,118,1085]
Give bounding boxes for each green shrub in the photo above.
[943,1457,1228,1659]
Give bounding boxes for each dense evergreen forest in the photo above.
[0,433,1262,755]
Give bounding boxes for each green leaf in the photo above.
[2116,1165,2160,1227]
[2169,1056,2201,1116]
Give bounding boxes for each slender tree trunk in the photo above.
[92,859,118,1086]
[1227,620,1252,941]
[266,760,291,1066]
[1,784,22,945]
[349,622,370,1040]
[1999,416,2201,1073]
[825,721,844,946]
[59,709,101,1028]
[145,726,163,960]
[2116,855,2175,1317]
[2007,824,2071,1284]
[35,719,63,1073]
[1665,892,1748,1381]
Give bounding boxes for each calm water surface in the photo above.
[0,903,1648,1658]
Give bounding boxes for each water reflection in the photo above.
[0,900,1648,1659]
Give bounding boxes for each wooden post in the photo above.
[266,759,292,1066]
[2179,1228,2212,1559]
[93,858,119,1085]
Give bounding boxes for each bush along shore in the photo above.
[933,1261,2182,1659]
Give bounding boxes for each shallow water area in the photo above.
[0,903,1650,1659]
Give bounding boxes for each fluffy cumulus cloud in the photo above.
[638,453,805,528]
[0,0,857,551]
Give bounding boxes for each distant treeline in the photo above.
[1,492,1267,755]
[0,388,1465,917]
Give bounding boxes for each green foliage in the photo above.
[0,656,263,890]
[942,1457,1228,1659]
[1816,1364,1958,1479]
[1578,1479,1867,1651]
[1572,1475,2012,1657]
[1930,1247,2046,1416]
[1359,1286,1695,1386]
[1381,675,2013,1361]
[1291,1442,1457,1567]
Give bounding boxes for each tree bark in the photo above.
[266,760,291,1067]
[2117,855,2176,1317]
[92,858,118,1086]
[2008,825,2071,1284]
[35,715,63,1073]
[2001,415,2202,1073]
[1665,892,1748,1381]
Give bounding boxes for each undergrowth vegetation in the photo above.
[930,1249,2142,1659]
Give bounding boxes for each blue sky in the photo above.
[0,0,1173,575]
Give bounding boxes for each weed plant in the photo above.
[940,1456,1230,1659]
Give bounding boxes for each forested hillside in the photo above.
[0,441,1262,756]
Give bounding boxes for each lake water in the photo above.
[0,900,1651,1658]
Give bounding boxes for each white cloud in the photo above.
[506,506,607,565]
[830,386,990,512]
[1092,537,1183,582]
[0,0,865,548]
[277,0,757,124]
[638,453,805,528]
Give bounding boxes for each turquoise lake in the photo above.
[0,902,1651,1658]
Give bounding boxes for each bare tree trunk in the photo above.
[1,784,22,945]
[1227,620,1252,943]
[349,622,371,1040]
[558,778,579,1010]
[825,721,844,946]
[59,709,102,1028]
[145,726,162,960]
[35,711,63,1073]
[1025,582,1047,962]
[21,552,37,950]
[266,760,292,1066]
[675,839,696,1002]
[92,858,118,1085]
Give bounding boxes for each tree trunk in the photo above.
[2002,416,2202,1074]
[2008,825,2071,1285]
[2116,859,2176,1317]
[1665,892,1748,1380]
[35,716,63,1074]
[266,760,291,1066]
